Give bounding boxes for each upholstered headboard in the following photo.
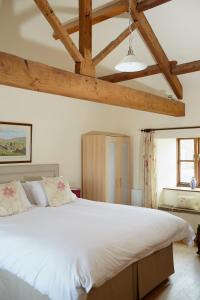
[0,164,59,183]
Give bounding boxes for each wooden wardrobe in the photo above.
[82,132,132,204]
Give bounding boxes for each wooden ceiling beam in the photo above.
[99,60,200,82]
[130,0,183,99]
[93,22,138,66]
[53,0,129,39]
[99,64,161,82]
[137,0,172,12]
[0,51,185,117]
[75,0,95,76]
[53,0,172,40]
[34,0,83,63]
[172,60,200,75]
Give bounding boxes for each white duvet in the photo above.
[0,199,195,300]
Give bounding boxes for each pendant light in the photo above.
[115,1,147,72]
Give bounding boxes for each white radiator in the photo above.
[131,189,143,206]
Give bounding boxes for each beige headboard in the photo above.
[0,164,59,183]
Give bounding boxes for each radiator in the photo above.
[131,189,143,206]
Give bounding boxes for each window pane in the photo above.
[180,139,194,160]
[180,162,194,183]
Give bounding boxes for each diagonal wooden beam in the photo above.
[99,60,200,82]
[75,0,95,76]
[172,60,200,75]
[137,0,172,12]
[53,0,129,39]
[130,0,183,99]
[34,0,83,63]
[99,64,161,82]
[0,51,185,116]
[93,22,138,66]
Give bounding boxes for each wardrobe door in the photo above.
[119,137,131,205]
[105,137,117,203]
[82,134,106,201]
[105,136,131,205]
[82,132,131,204]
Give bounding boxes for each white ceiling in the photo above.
[0,0,200,99]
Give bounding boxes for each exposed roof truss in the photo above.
[2,0,200,116]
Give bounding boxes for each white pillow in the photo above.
[16,181,32,209]
[22,181,48,207]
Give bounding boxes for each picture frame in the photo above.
[0,122,32,164]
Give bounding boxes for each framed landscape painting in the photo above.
[0,122,32,164]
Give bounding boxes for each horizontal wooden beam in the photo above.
[34,0,83,63]
[172,60,200,75]
[130,1,183,99]
[93,22,138,66]
[99,64,161,82]
[53,0,128,38]
[0,52,185,116]
[137,0,172,12]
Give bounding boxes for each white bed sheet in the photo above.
[0,199,195,300]
[0,269,50,300]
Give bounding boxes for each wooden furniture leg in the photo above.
[195,224,200,255]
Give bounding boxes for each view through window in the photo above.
[177,138,200,186]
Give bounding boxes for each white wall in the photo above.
[156,139,177,202]
[0,85,135,187]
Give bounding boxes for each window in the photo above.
[177,138,200,186]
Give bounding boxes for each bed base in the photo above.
[0,245,174,300]
[88,244,174,300]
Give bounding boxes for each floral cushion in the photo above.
[0,181,27,217]
[42,177,74,207]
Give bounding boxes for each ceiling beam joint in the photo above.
[75,0,95,76]
[53,0,129,38]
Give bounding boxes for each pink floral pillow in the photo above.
[42,177,74,207]
[0,181,27,217]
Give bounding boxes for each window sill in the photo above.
[159,205,200,215]
[163,187,200,193]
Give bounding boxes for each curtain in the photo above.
[142,131,157,208]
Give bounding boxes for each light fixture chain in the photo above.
[128,0,134,55]
[114,0,147,72]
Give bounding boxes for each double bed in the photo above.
[0,164,195,300]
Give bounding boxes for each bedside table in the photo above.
[71,188,81,198]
